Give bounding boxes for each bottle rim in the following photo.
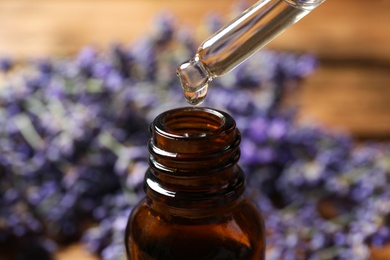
[151,106,235,140]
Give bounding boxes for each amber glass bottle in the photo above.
[125,107,265,260]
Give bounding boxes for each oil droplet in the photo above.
[183,83,208,106]
[177,57,211,106]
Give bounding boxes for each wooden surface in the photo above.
[0,0,390,259]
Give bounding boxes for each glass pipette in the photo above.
[177,0,326,105]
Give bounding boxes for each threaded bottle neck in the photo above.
[145,107,245,213]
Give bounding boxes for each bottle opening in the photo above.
[155,107,235,139]
[151,107,238,155]
[162,107,225,136]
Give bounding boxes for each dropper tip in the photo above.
[176,57,211,105]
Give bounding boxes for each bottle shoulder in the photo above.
[127,197,265,253]
[130,197,263,224]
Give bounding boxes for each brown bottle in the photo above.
[125,107,265,260]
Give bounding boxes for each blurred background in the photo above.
[1,0,390,259]
[1,0,389,139]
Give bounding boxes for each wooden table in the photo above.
[0,0,389,259]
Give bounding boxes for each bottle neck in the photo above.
[144,107,245,215]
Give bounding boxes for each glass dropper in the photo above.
[177,0,326,105]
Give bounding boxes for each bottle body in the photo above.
[125,107,265,260]
[126,189,264,259]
